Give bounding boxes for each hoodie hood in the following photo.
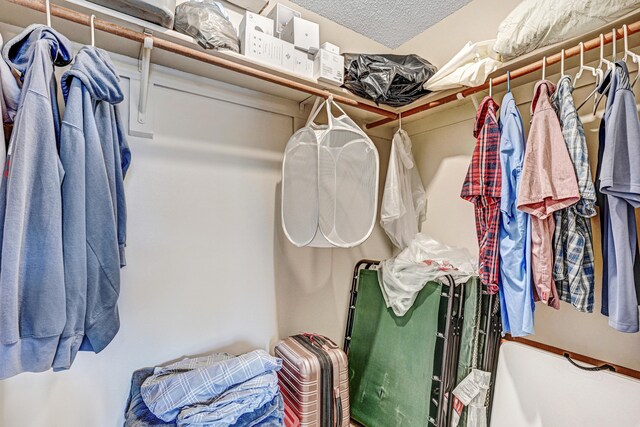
[2,24,73,75]
[62,46,123,104]
[530,80,556,115]
[0,33,21,125]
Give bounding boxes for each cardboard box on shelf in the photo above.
[281,17,320,53]
[241,26,296,72]
[314,49,344,86]
[267,3,301,36]
[320,42,340,55]
[293,49,314,78]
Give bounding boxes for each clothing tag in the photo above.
[451,369,491,427]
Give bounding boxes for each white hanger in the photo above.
[90,14,96,47]
[623,25,640,63]
[575,42,603,111]
[622,25,640,87]
[560,49,566,78]
[598,33,614,71]
[574,42,601,87]
[45,0,51,27]
[611,28,617,62]
[542,56,546,81]
[398,112,402,131]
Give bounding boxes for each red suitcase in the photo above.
[275,334,350,427]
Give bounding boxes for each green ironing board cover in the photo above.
[348,269,444,427]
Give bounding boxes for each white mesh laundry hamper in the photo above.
[282,97,379,248]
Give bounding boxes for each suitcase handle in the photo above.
[334,387,343,427]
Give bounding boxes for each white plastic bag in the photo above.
[378,233,477,316]
[380,129,426,249]
[282,97,380,248]
[424,40,502,92]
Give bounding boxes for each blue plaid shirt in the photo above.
[551,76,597,312]
[140,350,282,424]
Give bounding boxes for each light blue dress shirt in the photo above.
[498,92,534,337]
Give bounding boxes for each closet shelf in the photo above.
[2,0,399,122]
[366,17,640,129]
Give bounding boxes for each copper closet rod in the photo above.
[366,19,640,129]
[5,0,399,120]
[7,1,640,130]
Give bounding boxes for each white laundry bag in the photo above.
[282,97,379,248]
[380,129,427,249]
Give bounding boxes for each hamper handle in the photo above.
[563,353,615,373]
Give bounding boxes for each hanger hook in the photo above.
[507,70,511,92]
[489,78,492,98]
[398,112,402,130]
[561,49,565,77]
[542,56,546,81]
[90,15,96,47]
[612,28,617,62]
[45,0,51,27]
[624,24,629,60]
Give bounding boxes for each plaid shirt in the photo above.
[141,350,282,422]
[461,96,501,294]
[177,372,282,426]
[551,76,597,312]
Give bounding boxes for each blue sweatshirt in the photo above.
[0,25,73,379]
[52,46,130,370]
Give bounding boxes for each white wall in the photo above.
[404,68,640,372]
[0,32,392,425]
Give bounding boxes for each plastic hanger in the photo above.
[591,29,620,113]
[541,56,546,81]
[575,42,603,111]
[90,14,96,47]
[45,0,51,27]
[597,33,614,72]
[612,28,617,63]
[398,112,402,131]
[622,24,640,87]
[560,49,568,79]
[507,70,511,93]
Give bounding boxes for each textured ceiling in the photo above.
[290,0,473,49]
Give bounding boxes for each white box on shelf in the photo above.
[293,49,314,78]
[314,49,344,86]
[281,40,296,72]
[242,25,296,72]
[320,42,340,55]
[239,11,274,40]
[267,3,301,36]
[281,17,319,53]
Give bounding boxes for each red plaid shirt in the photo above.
[461,96,501,293]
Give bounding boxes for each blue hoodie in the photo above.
[53,46,130,370]
[0,25,73,379]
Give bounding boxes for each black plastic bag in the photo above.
[174,0,240,52]
[343,54,437,107]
